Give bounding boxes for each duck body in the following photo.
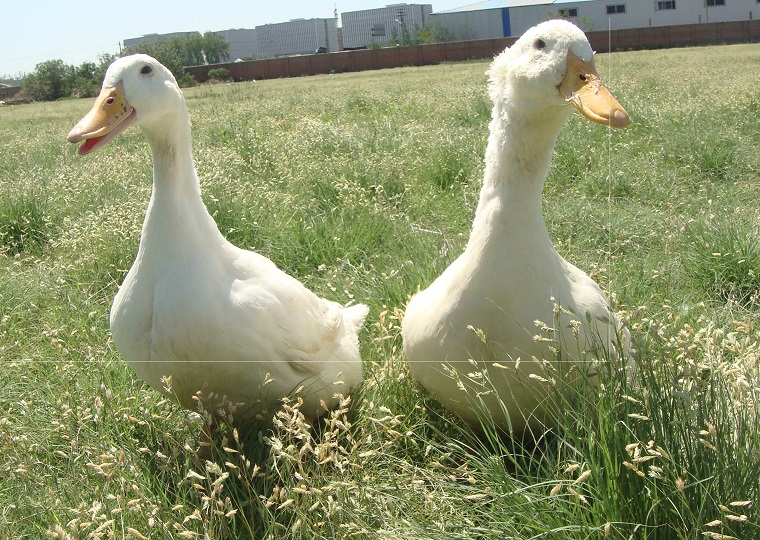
[69,55,367,420]
[402,20,632,431]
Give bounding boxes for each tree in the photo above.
[20,55,118,101]
[70,54,118,98]
[172,33,230,65]
[21,32,230,101]
[414,21,456,44]
[179,34,206,66]
[68,61,98,98]
[94,53,118,84]
[22,59,73,101]
[201,32,229,64]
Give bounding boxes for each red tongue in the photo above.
[78,136,103,155]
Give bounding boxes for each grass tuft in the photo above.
[0,194,51,256]
[685,217,760,307]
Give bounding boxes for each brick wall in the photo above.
[185,20,760,83]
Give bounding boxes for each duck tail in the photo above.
[342,303,369,334]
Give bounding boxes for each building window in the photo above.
[655,0,676,9]
[606,4,627,13]
[371,23,386,39]
[557,7,579,16]
[705,0,725,5]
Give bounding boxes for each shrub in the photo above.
[208,68,232,82]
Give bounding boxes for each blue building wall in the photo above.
[501,8,511,36]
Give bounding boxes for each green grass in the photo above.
[1,43,758,539]
[685,217,760,307]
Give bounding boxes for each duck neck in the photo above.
[139,106,223,251]
[144,110,200,201]
[466,99,569,256]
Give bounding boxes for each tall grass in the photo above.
[0,43,757,539]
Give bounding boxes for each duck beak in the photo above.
[67,80,136,155]
[559,50,631,128]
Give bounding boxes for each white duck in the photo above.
[67,54,368,421]
[402,20,632,432]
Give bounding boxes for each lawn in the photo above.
[0,43,758,539]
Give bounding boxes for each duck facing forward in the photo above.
[402,20,632,432]
[68,54,368,421]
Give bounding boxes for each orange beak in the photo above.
[559,50,631,128]
[67,80,136,154]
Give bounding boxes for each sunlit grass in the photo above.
[0,43,758,539]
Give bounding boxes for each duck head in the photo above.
[67,54,185,154]
[488,20,630,128]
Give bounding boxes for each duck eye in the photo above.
[534,39,546,50]
[140,65,153,76]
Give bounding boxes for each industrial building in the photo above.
[127,4,435,62]
[124,0,756,66]
[123,31,200,50]
[430,0,759,40]
[254,18,339,58]
[125,17,338,63]
[341,4,433,48]
[215,28,260,61]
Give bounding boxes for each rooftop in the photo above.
[439,0,594,12]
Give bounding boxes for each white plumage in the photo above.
[402,20,632,432]
[68,54,368,421]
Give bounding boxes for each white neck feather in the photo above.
[466,96,571,256]
[137,103,226,257]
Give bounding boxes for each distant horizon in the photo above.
[0,1,466,78]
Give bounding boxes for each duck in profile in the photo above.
[402,20,632,432]
[68,54,368,422]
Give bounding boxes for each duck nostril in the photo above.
[105,97,115,105]
[579,74,588,82]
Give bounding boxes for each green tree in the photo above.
[94,53,118,84]
[414,21,456,44]
[69,61,98,98]
[171,33,229,65]
[21,56,115,101]
[22,59,73,101]
[179,34,206,66]
[201,32,229,64]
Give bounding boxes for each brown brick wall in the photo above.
[185,20,760,83]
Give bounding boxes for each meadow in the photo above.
[1,42,758,539]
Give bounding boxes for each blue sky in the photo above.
[1,1,467,77]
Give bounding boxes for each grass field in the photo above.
[1,43,758,539]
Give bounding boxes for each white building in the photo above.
[216,28,260,61]
[431,0,758,40]
[125,18,338,64]
[255,18,339,57]
[123,31,200,50]
[341,4,433,48]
